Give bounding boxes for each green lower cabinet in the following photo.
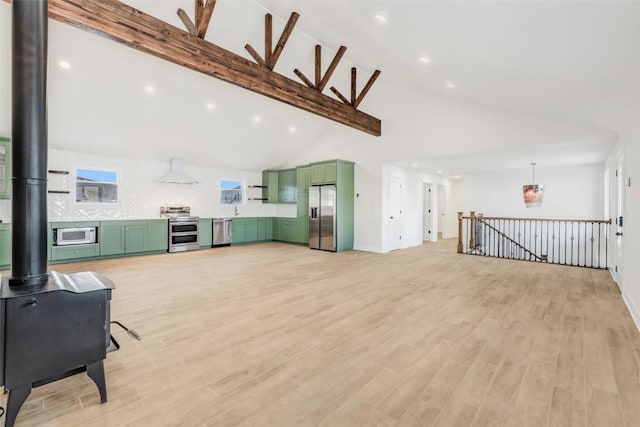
[51,244,99,261]
[124,223,147,254]
[198,218,212,248]
[257,217,272,241]
[297,216,309,244]
[99,223,125,256]
[244,218,258,242]
[232,218,260,244]
[147,219,169,251]
[99,220,148,256]
[232,219,247,243]
[0,223,11,268]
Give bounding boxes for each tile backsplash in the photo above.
[0,149,291,223]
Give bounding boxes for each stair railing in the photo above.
[457,212,611,269]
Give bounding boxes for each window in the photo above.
[220,179,243,205]
[75,168,118,203]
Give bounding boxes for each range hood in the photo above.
[158,158,198,184]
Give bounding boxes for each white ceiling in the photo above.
[1,1,638,174]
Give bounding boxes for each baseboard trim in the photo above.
[353,245,383,253]
[622,289,640,334]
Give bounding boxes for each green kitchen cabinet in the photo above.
[0,137,11,199]
[257,217,272,241]
[310,161,337,185]
[297,191,309,218]
[296,166,311,194]
[0,223,11,268]
[99,220,148,256]
[232,218,247,243]
[274,218,297,243]
[277,169,297,204]
[262,171,279,203]
[99,223,126,256]
[198,218,212,248]
[232,218,259,243]
[147,219,169,251]
[51,244,99,261]
[125,223,147,253]
[244,218,258,242]
[296,216,309,244]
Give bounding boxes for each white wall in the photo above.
[381,164,461,253]
[0,149,295,222]
[462,163,605,219]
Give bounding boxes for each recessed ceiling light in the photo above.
[253,116,262,123]
[445,82,456,89]
[419,57,431,64]
[411,163,418,168]
[437,170,444,174]
[375,14,387,22]
[144,85,156,93]
[58,60,71,69]
[289,126,297,133]
[206,103,216,111]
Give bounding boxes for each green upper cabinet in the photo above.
[277,169,297,204]
[147,219,169,251]
[310,161,337,185]
[296,166,311,193]
[262,170,279,203]
[198,218,212,248]
[0,137,12,199]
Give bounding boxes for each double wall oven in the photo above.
[161,206,199,253]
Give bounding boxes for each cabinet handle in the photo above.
[74,250,79,254]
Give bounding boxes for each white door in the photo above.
[423,183,433,241]
[614,152,624,283]
[389,176,402,250]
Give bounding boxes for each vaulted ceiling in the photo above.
[1,1,638,175]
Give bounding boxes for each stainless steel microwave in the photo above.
[53,227,97,246]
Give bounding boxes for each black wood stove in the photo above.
[0,2,116,426]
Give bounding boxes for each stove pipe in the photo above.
[10,0,49,286]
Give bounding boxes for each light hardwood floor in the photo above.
[2,239,640,426]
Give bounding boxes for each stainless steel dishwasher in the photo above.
[212,218,233,246]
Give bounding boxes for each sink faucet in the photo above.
[234,203,239,216]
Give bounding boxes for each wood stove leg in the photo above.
[86,361,107,403]
[5,384,32,427]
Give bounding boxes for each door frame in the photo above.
[388,176,402,251]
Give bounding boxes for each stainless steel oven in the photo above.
[161,206,199,253]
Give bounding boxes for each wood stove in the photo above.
[0,2,117,426]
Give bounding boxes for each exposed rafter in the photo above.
[20,0,379,135]
[331,67,382,109]
[244,12,299,71]
[294,45,347,93]
[176,0,217,39]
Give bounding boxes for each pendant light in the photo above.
[523,162,544,208]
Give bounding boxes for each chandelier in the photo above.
[523,162,544,208]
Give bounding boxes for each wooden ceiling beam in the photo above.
[246,12,299,71]
[331,68,382,109]
[354,69,382,109]
[39,0,380,136]
[294,45,347,93]
[196,0,216,39]
[177,8,196,35]
[268,12,299,69]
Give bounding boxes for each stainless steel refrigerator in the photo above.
[309,184,337,251]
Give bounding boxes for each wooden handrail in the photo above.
[461,215,610,224]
